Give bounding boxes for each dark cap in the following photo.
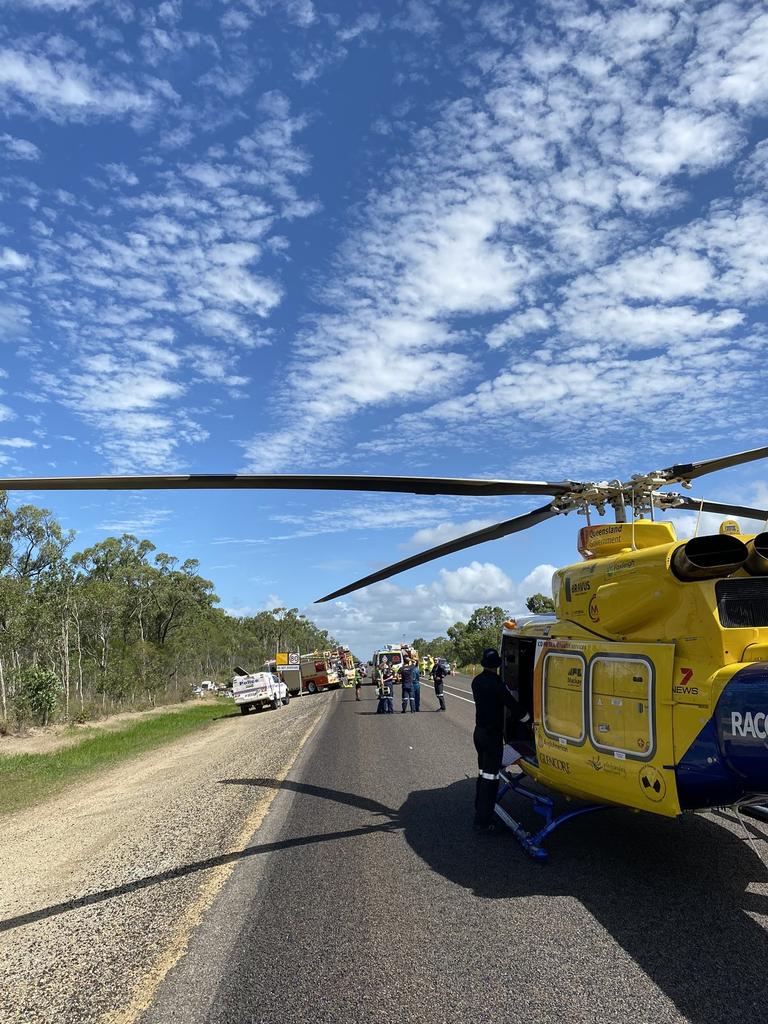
[481,647,502,669]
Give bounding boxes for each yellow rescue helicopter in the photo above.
[3,443,768,858]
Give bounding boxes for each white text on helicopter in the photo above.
[730,712,768,739]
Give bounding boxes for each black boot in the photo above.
[474,776,499,831]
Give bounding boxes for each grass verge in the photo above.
[0,702,231,815]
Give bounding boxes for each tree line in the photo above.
[0,495,336,728]
[411,593,555,669]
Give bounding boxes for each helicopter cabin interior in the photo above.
[501,624,539,758]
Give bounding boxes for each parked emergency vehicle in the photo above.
[372,644,418,685]
[263,660,302,697]
[232,667,289,714]
[300,653,342,694]
[336,645,357,684]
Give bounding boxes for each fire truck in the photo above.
[336,645,357,685]
[300,652,342,694]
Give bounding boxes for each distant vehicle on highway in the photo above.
[192,680,217,696]
[300,654,341,694]
[372,644,419,684]
[231,668,289,714]
[263,660,302,697]
[435,658,452,676]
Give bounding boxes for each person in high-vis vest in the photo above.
[471,647,522,833]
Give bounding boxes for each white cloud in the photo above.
[221,9,251,35]
[486,308,550,349]
[566,303,743,348]
[682,8,768,110]
[395,0,441,36]
[337,11,380,42]
[283,0,315,27]
[310,560,558,656]
[668,510,768,540]
[0,47,156,121]
[622,110,741,178]
[7,90,317,470]
[0,303,29,340]
[0,132,40,160]
[4,0,97,8]
[245,0,768,470]
[405,519,496,549]
[103,162,138,186]
[96,501,173,534]
[413,329,765,443]
[0,437,35,448]
[0,248,31,271]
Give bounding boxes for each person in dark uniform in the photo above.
[431,659,447,711]
[471,647,522,833]
[411,660,421,711]
[400,659,415,712]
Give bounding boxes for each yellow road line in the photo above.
[101,704,328,1024]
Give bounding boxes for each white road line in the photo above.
[420,681,475,705]
[442,682,473,696]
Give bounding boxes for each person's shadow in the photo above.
[399,778,768,1024]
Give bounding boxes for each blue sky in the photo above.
[1,0,768,658]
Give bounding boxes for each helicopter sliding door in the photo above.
[531,638,679,815]
[501,633,536,716]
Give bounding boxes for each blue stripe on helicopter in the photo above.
[676,662,768,810]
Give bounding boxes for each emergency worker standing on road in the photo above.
[400,659,416,713]
[431,659,447,711]
[472,647,521,833]
[381,661,395,714]
[411,660,421,711]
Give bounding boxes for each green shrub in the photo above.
[71,701,98,725]
[14,667,60,726]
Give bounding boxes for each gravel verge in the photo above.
[0,694,330,1024]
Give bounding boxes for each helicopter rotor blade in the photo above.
[315,502,560,603]
[660,494,768,522]
[659,444,768,485]
[0,473,572,498]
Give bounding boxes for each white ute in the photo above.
[232,669,289,715]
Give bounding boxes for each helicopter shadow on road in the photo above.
[400,778,768,1024]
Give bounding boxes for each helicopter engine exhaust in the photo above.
[745,533,768,576]
[671,535,748,582]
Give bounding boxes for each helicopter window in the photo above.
[542,652,586,745]
[716,578,768,628]
[589,656,654,760]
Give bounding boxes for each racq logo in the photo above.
[730,711,768,739]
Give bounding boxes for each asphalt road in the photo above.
[140,677,768,1024]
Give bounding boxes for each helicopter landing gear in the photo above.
[494,771,607,861]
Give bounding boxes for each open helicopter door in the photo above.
[529,638,680,816]
[501,631,537,753]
